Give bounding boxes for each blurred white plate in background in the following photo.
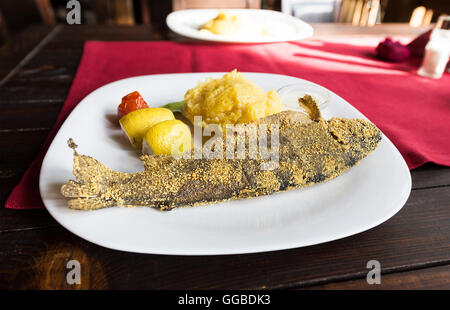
[166,9,314,43]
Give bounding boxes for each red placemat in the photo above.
[5,38,450,209]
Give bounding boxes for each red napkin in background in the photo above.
[5,38,450,209]
[407,29,432,57]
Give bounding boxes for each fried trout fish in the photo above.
[61,96,381,211]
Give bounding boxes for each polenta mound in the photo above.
[183,70,284,128]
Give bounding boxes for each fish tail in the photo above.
[61,148,121,210]
[61,179,100,198]
[72,153,115,183]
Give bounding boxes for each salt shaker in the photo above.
[418,15,450,79]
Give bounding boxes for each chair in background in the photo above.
[344,0,382,26]
[34,0,56,25]
[0,9,9,45]
[0,0,52,45]
[58,0,154,26]
[282,0,384,26]
[409,6,434,27]
[172,0,261,11]
[93,0,135,25]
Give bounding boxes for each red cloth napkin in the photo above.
[5,39,450,209]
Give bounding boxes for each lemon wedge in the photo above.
[143,120,192,156]
[119,107,174,150]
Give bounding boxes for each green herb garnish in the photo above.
[162,100,186,112]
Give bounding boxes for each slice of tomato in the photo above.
[118,91,149,119]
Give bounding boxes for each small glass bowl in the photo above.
[277,83,330,112]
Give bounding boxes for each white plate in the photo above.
[39,73,411,255]
[166,9,313,43]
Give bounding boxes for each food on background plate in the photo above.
[117,91,149,119]
[199,12,265,37]
[119,107,174,151]
[142,120,193,156]
[61,96,382,211]
[200,12,245,35]
[184,70,284,129]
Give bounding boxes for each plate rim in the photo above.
[39,72,412,255]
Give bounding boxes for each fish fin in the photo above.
[67,198,114,210]
[61,180,101,198]
[298,95,323,121]
[67,138,78,152]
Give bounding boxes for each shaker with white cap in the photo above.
[418,15,450,79]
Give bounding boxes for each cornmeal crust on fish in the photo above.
[61,96,382,211]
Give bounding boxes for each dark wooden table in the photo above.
[1,24,449,290]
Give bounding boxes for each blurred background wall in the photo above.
[0,0,449,44]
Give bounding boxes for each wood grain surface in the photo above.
[0,24,448,290]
